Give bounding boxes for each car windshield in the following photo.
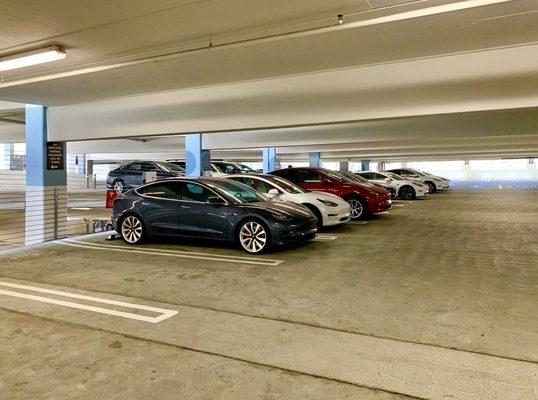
[322,170,348,182]
[345,173,368,182]
[266,175,307,194]
[409,169,426,176]
[385,172,405,181]
[213,162,255,174]
[156,162,185,173]
[206,180,266,203]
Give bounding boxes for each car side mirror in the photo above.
[322,178,333,186]
[384,177,391,182]
[206,196,225,205]
[266,188,279,198]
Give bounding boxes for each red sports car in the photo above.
[270,167,392,220]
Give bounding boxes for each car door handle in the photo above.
[180,204,191,209]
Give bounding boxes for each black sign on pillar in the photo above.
[46,142,65,170]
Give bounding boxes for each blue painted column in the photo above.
[309,152,321,168]
[262,147,277,173]
[361,160,370,171]
[25,104,67,245]
[185,133,211,177]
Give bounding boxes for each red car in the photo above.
[270,167,391,220]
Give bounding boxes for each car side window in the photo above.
[137,182,179,199]
[298,170,321,183]
[275,170,296,182]
[125,162,141,171]
[179,182,214,202]
[372,173,384,179]
[140,162,157,171]
[360,172,371,179]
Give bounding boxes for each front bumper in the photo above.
[322,204,351,226]
[368,197,392,213]
[273,219,318,245]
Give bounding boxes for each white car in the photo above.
[356,171,429,200]
[166,160,256,177]
[386,168,449,193]
[224,174,351,228]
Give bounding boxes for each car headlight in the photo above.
[317,198,338,207]
[270,211,293,221]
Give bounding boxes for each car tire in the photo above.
[425,181,437,193]
[120,214,145,245]
[237,219,270,254]
[345,195,368,220]
[113,179,125,194]
[303,204,324,229]
[398,185,416,200]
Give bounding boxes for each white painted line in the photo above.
[349,221,368,225]
[0,280,178,323]
[314,235,338,241]
[393,204,405,207]
[61,239,285,266]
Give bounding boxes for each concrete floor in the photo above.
[0,189,536,399]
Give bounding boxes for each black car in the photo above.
[106,161,185,193]
[112,177,318,253]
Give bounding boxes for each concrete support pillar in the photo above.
[309,152,321,168]
[25,105,67,245]
[339,161,349,172]
[378,161,385,171]
[185,133,211,177]
[361,160,370,171]
[262,147,277,173]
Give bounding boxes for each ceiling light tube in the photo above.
[342,0,513,29]
[0,45,66,72]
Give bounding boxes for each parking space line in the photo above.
[0,280,178,323]
[314,235,338,241]
[61,239,285,266]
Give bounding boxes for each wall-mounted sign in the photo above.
[46,142,64,170]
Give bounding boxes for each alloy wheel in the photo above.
[239,221,268,253]
[401,187,413,200]
[114,180,124,195]
[348,199,363,219]
[121,216,143,244]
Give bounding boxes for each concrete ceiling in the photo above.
[1,0,538,161]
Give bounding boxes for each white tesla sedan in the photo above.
[356,171,429,200]
[224,174,351,227]
[386,168,449,193]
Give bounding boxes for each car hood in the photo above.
[309,191,347,203]
[239,201,314,219]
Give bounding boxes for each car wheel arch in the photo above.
[398,185,416,199]
[234,215,272,243]
[301,203,324,228]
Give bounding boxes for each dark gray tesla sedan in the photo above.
[112,177,318,253]
[106,161,185,194]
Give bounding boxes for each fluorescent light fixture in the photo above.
[344,0,513,28]
[0,45,66,72]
